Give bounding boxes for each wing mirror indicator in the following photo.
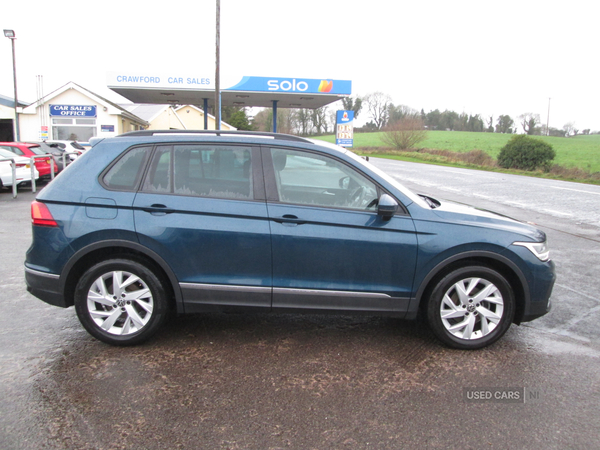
[377,194,398,220]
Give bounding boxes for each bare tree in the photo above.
[310,107,328,135]
[364,92,392,130]
[294,109,313,135]
[381,117,428,150]
[563,122,578,137]
[518,113,541,135]
[276,109,295,134]
[252,108,295,133]
[486,115,494,132]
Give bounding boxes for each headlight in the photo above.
[513,240,550,262]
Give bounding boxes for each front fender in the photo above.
[407,250,529,320]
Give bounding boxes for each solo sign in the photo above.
[336,110,354,147]
[50,105,97,118]
[227,76,352,95]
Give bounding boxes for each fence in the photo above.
[1,151,79,198]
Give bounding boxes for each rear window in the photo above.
[26,145,46,156]
[102,146,151,190]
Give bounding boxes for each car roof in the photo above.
[120,130,313,143]
[104,130,349,156]
[0,142,40,148]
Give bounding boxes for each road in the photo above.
[1,161,599,450]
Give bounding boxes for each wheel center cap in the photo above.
[467,304,476,313]
[116,298,126,307]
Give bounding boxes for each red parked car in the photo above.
[0,142,59,179]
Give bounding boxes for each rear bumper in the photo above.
[24,266,68,308]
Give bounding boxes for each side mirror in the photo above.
[377,194,398,220]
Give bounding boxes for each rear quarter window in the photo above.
[102,146,151,190]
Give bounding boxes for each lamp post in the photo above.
[3,29,20,142]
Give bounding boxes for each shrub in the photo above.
[497,135,556,171]
[381,117,427,150]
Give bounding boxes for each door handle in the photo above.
[273,214,306,225]
[141,204,175,215]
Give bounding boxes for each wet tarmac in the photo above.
[1,165,599,450]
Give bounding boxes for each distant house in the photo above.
[122,104,236,131]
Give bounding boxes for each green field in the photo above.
[315,131,600,174]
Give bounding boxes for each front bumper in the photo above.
[520,260,556,323]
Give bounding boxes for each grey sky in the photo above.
[2,0,598,131]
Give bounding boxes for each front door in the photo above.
[264,147,418,314]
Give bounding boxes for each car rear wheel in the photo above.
[427,266,515,349]
[74,258,169,346]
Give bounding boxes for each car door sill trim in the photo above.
[180,282,271,294]
[273,287,392,299]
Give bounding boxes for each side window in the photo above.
[142,144,253,200]
[270,148,378,210]
[102,146,150,190]
[142,146,171,193]
[1,146,23,156]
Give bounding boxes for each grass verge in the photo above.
[313,132,600,185]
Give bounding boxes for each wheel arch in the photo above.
[60,240,182,312]
[413,251,529,324]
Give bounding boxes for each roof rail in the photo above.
[118,130,313,143]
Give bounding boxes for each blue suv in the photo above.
[25,131,555,349]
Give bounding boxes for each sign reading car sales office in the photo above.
[50,105,97,117]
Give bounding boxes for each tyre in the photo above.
[74,258,169,346]
[426,266,515,350]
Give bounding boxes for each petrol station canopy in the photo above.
[107,73,352,110]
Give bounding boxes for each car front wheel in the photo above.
[74,258,169,346]
[427,266,515,349]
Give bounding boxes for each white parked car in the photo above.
[45,140,87,161]
[0,148,40,189]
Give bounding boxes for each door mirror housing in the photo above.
[377,194,398,220]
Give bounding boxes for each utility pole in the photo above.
[215,0,221,130]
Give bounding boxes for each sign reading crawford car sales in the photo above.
[50,105,97,118]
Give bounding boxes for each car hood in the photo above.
[430,199,546,242]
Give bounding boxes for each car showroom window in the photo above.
[270,148,378,210]
[142,144,253,200]
[52,118,97,142]
[102,146,151,190]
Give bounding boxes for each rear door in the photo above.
[133,143,272,312]
[263,146,418,314]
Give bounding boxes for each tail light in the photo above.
[31,201,58,227]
